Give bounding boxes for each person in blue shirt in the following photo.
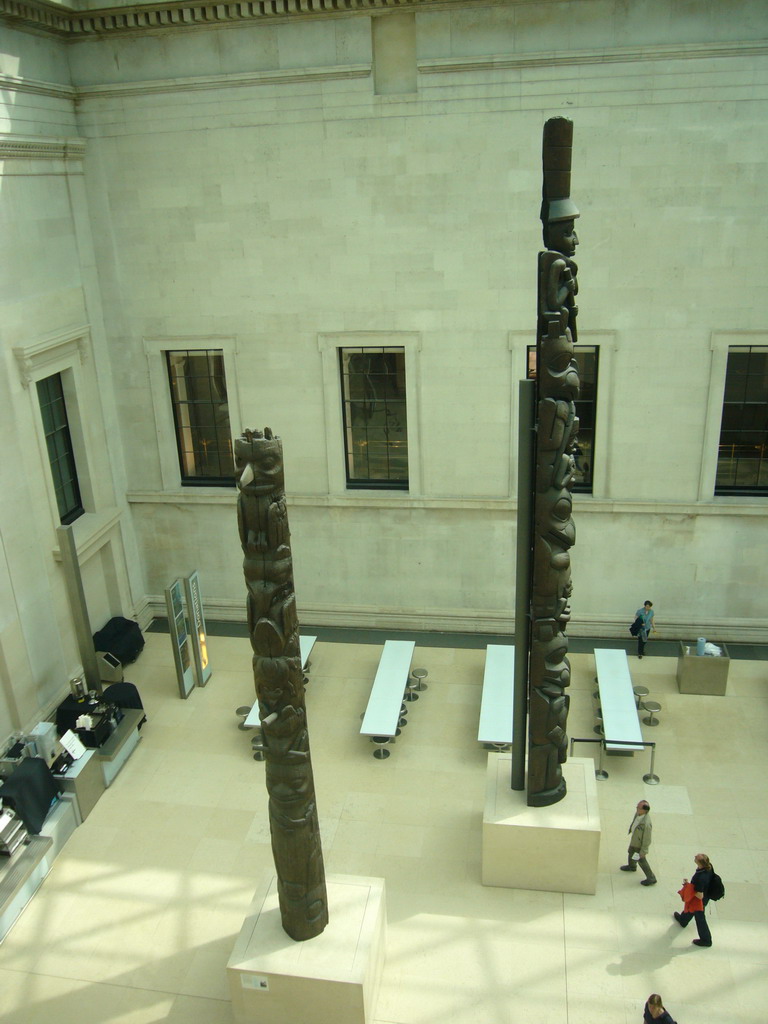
[635,600,656,658]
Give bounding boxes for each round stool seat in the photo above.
[643,700,662,726]
[593,705,604,736]
[411,668,428,692]
[404,676,420,702]
[237,705,256,731]
[236,706,254,731]
[633,685,650,710]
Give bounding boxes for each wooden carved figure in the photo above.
[528,117,581,807]
[235,427,328,940]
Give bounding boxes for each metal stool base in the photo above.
[411,669,428,692]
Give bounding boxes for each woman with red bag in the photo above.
[674,853,713,947]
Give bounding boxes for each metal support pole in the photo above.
[57,524,102,695]
[595,742,609,780]
[643,742,660,785]
[569,737,659,785]
[567,736,607,780]
[511,378,536,791]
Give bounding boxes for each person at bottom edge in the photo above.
[620,799,657,885]
[644,993,677,1024]
[674,852,713,947]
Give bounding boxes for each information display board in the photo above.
[164,579,196,699]
[184,570,212,687]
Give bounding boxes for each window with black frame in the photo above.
[527,345,598,493]
[36,373,84,524]
[715,346,768,495]
[166,350,233,485]
[339,347,408,489]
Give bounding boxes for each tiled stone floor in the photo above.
[1,631,766,1023]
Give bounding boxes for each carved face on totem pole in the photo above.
[546,218,579,258]
[234,427,285,495]
[236,428,296,665]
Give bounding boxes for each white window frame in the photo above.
[318,332,422,496]
[143,336,241,491]
[14,324,97,526]
[701,330,768,500]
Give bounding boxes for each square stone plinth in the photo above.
[482,755,601,894]
[676,642,730,694]
[228,874,386,1024]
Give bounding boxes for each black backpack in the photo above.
[708,872,725,901]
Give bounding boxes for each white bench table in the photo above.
[478,645,515,748]
[594,648,644,753]
[244,635,317,729]
[360,640,415,759]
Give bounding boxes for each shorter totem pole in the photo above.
[527,117,581,807]
[235,428,328,941]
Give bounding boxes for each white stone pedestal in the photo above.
[482,755,601,894]
[227,874,386,1024]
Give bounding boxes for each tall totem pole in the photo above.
[235,428,328,941]
[527,117,580,807]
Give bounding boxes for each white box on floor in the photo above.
[228,873,386,1024]
[482,755,601,894]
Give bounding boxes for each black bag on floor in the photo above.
[93,616,145,666]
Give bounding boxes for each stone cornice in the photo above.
[77,63,371,99]
[3,38,764,107]
[418,39,768,74]
[1,0,477,39]
[126,490,768,516]
[0,73,76,99]
[0,133,86,159]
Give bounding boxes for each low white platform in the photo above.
[228,873,386,1024]
[482,755,601,895]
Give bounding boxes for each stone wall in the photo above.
[0,2,766,742]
